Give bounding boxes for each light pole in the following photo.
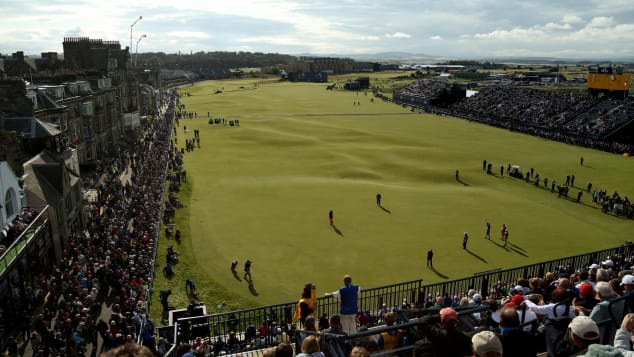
[130,15,142,51]
[135,34,147,67]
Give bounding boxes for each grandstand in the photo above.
[389,79,634,154]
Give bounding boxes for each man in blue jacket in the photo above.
[325,275,361,334]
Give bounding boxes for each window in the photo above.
[5,188,16,218]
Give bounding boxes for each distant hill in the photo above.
[298,52,634,66]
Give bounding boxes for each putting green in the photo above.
[151,78,634,319]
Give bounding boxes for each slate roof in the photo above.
[3,116,61,138]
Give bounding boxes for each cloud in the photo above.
[167,31,209,39]
[562,14,582,24]
[587,16,615,28]
[474,27,546,41]
[1,0,634,59]
[543,22,572,31]
[385,32,411,39]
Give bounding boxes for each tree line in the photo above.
[137,51,296,70]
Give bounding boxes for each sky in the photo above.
[1,0,633,60]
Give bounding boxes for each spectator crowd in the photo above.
[3,91,182,357]
[390,81,634,154]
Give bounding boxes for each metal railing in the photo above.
[158,243,634,356]
[0,207,49,279]
[165,280,422,353]
[418,244,634,302]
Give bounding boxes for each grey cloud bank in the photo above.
[1,0,632,60]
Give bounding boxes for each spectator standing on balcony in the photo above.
[325,275,360,334]
[294,283,316,326]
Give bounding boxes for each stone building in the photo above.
[0,161,55,336]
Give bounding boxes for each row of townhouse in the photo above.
[0,37,162,338]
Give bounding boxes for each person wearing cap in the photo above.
[417,307,472,357]
[574,283,598,315]
[621,275,634,296]
[498,306,537,357]
[504,294,538,332]
[471,330,502,357]
[325,275,361,334]
[469,293,482,306]
[622,275,634,316]
[601,257,615,269]
[545,315,600,356]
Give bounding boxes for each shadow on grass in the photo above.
[248,280,259,296]
[489,239,509,251]
[465,248,488,263]
[509,246,529,257]
[430,266,449,279]
[508,242,525,251]
[379,205,391,214]
[332,224,344,236]
[489,239,529,257]
[232,270,242,282]
[456,178,470,186]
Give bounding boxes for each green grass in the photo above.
[150,78,634,323]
